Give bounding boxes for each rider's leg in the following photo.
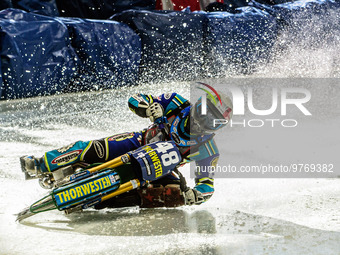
[21,132,143,177]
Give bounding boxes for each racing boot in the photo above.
[20,155,48,180]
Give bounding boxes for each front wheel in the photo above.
[16,194,56,222]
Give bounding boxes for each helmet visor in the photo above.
[193,99,230,133]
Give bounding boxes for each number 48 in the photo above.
[155,142,180,167]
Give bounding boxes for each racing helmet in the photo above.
[191,89,233,134]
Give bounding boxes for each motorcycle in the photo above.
[17,140,184,222]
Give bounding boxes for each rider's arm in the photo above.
[194,155,216,201]
[190,139,219,203]
[128,93,189,120]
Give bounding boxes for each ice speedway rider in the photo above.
[21,85,233,208]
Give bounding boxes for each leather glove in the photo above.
[146,102,163,122]
[184,188,204,205]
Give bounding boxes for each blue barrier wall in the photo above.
[252,0,340,48]
[0,0,339,99]
[111,6,278,78]
[111,8,207,82]
[272,0,340,20]
[0,9,79,99]
[58,17,141,91]
[0,9,141,99]
[205,7,278,75]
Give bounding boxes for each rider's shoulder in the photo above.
[159,93,188,102]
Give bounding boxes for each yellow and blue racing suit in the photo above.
[42,93,218,203]
[128,93,218,202]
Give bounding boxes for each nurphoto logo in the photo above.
[199,84,312,128]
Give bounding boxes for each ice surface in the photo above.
[0,78,339,255]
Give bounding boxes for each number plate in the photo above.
[129,141,182,181]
